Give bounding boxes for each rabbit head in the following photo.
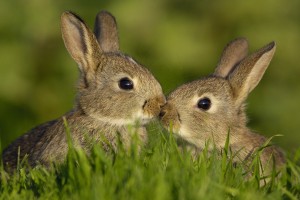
[61,11,165,126]
[160,38,276,149]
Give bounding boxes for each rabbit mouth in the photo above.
[140,114,157,125]
[160,118,181,134]
[159,108,181,133]
[140,118,152,125]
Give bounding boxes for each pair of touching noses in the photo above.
[2,11,284,179]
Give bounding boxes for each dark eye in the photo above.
[197,97,211,111]
[119,77,134,90]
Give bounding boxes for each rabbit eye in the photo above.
[197,97,211,111]
[119,77,134,90]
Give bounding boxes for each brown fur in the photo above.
[2,11,165,172]
[160,38,285,179]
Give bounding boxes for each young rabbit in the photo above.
[2,11,165,171]
[160,38,285,178]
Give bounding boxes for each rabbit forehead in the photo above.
[98,53,163,101]
[99,53,145,75]
[168,77,232,101]
[99,54,161,93]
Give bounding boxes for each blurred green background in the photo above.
[0,0,299,153]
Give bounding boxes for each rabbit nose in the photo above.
[159,102,167,118]
[143,96,166,117]
[159,110,166,119]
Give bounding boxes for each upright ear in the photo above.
[214,38,248,78]
[61,11,101,83]
[94,11,119,52]
[228,42,276,106]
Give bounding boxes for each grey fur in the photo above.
[2,11,165,172]
[160,39,285,179]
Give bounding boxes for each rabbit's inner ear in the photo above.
[94,11,119,53]
[61,11,102,81]
[228,42,276,105]
[214,38,248,78]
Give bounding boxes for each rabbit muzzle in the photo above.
[142,95,166,122]
[159,102,181,133]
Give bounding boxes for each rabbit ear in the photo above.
[94,11,119,52]
[214,38,248,78]
[228,42,276,105]
[61,11,102,84]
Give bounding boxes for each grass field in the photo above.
[1,1,300,199]
[0,124,299,200]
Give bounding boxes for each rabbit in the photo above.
[2,11,165,171]
[159,38,285,180]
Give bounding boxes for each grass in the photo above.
[0,123,299,200]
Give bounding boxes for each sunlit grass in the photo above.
[0,126,299,199]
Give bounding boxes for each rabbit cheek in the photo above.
[177,125,201,146]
